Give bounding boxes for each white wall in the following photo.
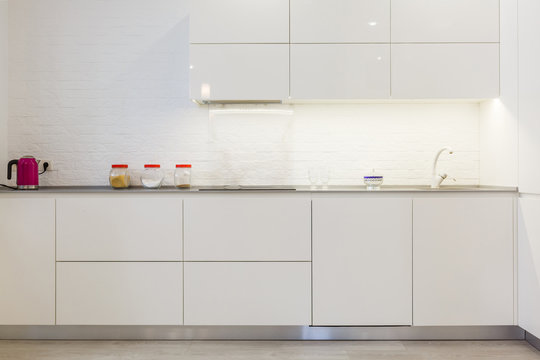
[7,0,483,186]
[479,0,519,187]
[0,0,7,182]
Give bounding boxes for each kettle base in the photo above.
[18,185,39,190]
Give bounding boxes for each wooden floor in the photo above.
[0,340,539,360]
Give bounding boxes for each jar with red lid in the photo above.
[109,164,130,189]
[174,164,192,188]
[141,164,164,189]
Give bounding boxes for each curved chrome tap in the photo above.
[431,146,454,188]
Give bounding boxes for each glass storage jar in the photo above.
[174,164,192,188]
[141,164,164,189]
[109,164,130,189]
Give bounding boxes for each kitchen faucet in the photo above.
[431,146,454,188]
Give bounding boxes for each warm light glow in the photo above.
[201,83,211,100]
[209,108,294,116]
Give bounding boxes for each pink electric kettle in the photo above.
[7,156,40,190]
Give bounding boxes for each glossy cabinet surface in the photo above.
[518,198,540,338]
[290,44,390,99]
[190,44,289,102]
[184,198,311,261]
[391,0,499,43]
[391,44,500,99]
[290,0,390,43]
[190,0,289,44]
[56,198,183,261]
[413,197,514,326]
[518,0,540,194]
[57,262,183,325]
[312,198,412,326]
[0,199,55,325]
[184,262,311,325]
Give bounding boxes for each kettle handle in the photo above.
[7,160,18,180]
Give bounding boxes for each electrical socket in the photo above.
[38,160,54,172]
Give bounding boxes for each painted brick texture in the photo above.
[7,0,480,186]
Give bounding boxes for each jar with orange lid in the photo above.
[109,164,130,189]
[174,164,191,188]
[141,164,164,189]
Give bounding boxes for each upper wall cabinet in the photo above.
[190,44,289,102]
[190,0,289,43]
[392,44,500,99]
[391,0,499,42]
[290,44,390,99]
[290,0,390,43]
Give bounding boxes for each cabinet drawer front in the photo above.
[184,262,311,325]
[392,0,499,42]
[413,197,514,326]
[391,44,499,99]
[56,262,182,325]
[190,0,289,44]
[190,44,289,102]
[313,198,412,326]
[56,198,182,261]
[291,0,390,43]
[0,199,55,325]
[184,198,311,261]
[291,44,390,99]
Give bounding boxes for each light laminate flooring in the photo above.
[0,340,539,360]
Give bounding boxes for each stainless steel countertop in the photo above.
[0,185,518,193]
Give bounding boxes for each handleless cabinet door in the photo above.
[291,44,390,99]
[518,0,540,194]
[190,0,289,43]
[518,198,540,338]
[0,199,55,325]
[391,44,499,99]
[56,198,182,261]
[392,0,499,43]
[312,198,412,326]
[184,262,311,325]
[413,197,514,326]
[184,198,311,261]
[290,0,390,43]
[57,262,183,325]
[190,44,289,102]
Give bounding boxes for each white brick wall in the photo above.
[7,0,480,186]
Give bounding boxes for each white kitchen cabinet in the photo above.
[391,0,499,43]
[56,198,182,261]
[290,0,390,43]
[190,0,289,44]
[312,198,412,326]
[391,44,499,99]
[518,197,540,338]
[56,262,183,325]
[518,0,540,194]
[0,199,55,325]
[184,262,311,325]
[190,44,289,102]
[290,44,390,99]
[413,197,514,326]
[184,198,311,261]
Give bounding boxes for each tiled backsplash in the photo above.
[7,0,480,186]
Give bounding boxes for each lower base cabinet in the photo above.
[312,198,413,326]
[56,262,183,325]
[0,199,55,325]
[184,262,311,325]
[518,198,540,338]
[413,197,514,326]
